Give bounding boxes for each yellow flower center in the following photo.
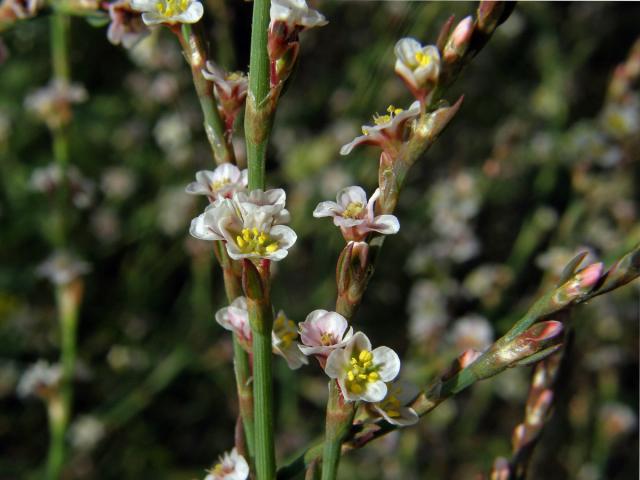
[320,332,335,346]
[415,50,432,67]
[345,350,379,394]
[210,177,231,192]
[379,391,402,418]
[274,314,297,348]
[342,201,364,219]
[372,105,403,126]
[155,0,189,17]
[236,227,279,256]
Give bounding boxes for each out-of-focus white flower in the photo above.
[340,102,420,156]
[599,402,637,439]
[17,360,62,399]
[601,101,639,139]
[91,208,122,244]
[36,251,91,286]
[298,309,353,360]
[325,332,400,403]
[394,38,440,98]
[0,0,43,21]
[205,447,249,480]
[190,192,297,262]
[25,80,87,130]
[407,279,450,343]
[107,0,149,49]
[450,314,493,352]
[186,164,248,202]
[313,186,399,242]
[30,164,96,209]
[69,415,105,451]
[153,112,191,154]
[158,186,196,235]
[370,381,419,426]
[131,0,203,25]
[269,0,327,30]
[101,166,137,200]
[272,311,308,370]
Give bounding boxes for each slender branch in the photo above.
[245,0,271,190]
[320,381,355,480]
[178,24,236,165]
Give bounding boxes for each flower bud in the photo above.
[443,16,474,64]
[477,0,505,34]
[336,241,370,318]
[242,258,265,301]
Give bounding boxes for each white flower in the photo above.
[269,0,327,30]
[216,299,307,368]
[215,297,252,348]
[450,314,493,352]
[186,165,248,201]
[190,193,297,262]
[205,447,249,480]
[131,0,203,25]
[202,61,248,102]
[107,0,149,49]
[313,186,399,242]
[370,381,419,426]
[298,309,353,359]
[25,80,87,130]
[69,415,105,451]
[17,360,62,398]
[272,311,308,370]
[234,188,290,225]
[394,38,440,95]
[340,102,420,155]
[325,332,400,403]
[36,251,91,286]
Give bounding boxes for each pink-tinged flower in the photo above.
[36,251,91,286]
[340,102,420,156]
[269,0,327,31]
[325,332,400,403]
[450,314,493,352]
[190,193,297,262]
[298,310,354,362]
[185,164,248,201]
[0,0,42,22]
[202,61,248,131]
[107,0,149,49]
[272,310,308,370]
[131,0,203,25]
[215,297,252,350]
[205,447,249,480]
[370,381,419,426]
[25,80,87,130]
[313,186,399,242]
[394,38,440,101]
[234,188,290,225]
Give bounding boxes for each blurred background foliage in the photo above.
[0,1,638,478]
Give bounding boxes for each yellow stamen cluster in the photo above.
[372,105,404,126]
[274,314,297,348]
[380,392,401,418]
[415,50,432,67]
[155,0,188,17]
[320,332,336,346]
[342,201,364,219]
[345,350,379,394]
[210,177,231,192]
[236,227,279,256]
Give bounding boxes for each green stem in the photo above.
[45,395,67,480]
[250,297,276,480]
[245,0,271,191]
[213,241,256,461]
[321,381,355,480]
[179,24,235,165]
